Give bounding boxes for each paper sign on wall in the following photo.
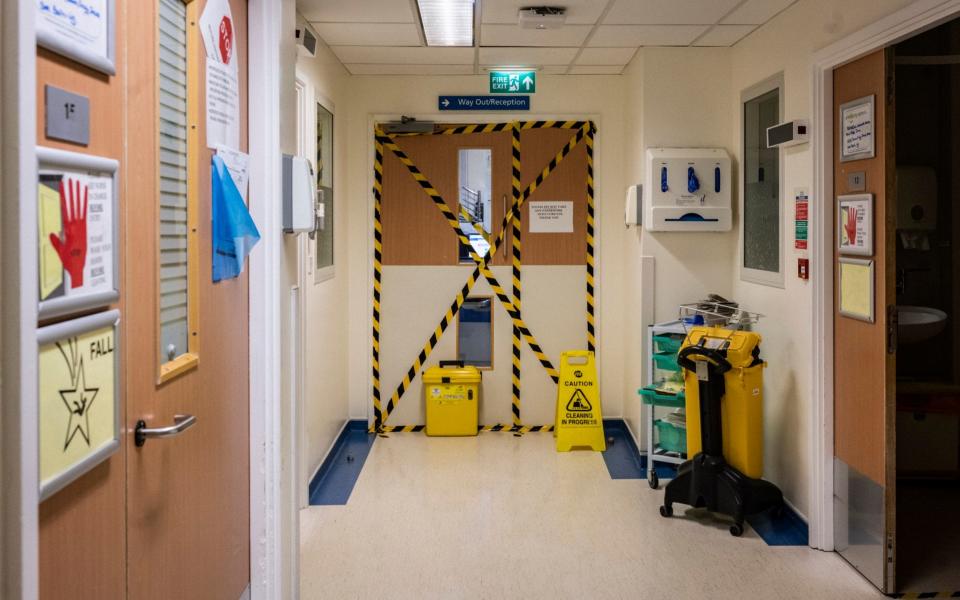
[216,145,250,202]
[39,310,120,500]
[529,201,573,233]
[199,0,236,69]
[37,148,119,319]
[841,95,875,162]
[206,58,240,150]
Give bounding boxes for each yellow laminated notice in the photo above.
[555,351,605,452]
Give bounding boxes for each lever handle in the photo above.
[135,414,197,447]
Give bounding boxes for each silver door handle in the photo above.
[135,414,197,447]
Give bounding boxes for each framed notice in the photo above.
[840,95,875,162]
[838,258,874,323]
[838,193,873,256]
[529,201,574,233]
[38,147,119,320]
[38,310,120,501]
[36,0,116,75]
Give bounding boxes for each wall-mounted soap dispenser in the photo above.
[643,148,732,232]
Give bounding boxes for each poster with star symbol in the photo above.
[39,310,119,501]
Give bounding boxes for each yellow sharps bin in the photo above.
[682,326,765,478]
[424,361,481,436]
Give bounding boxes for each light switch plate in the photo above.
[45,85,90,146]
[847,171,866,192]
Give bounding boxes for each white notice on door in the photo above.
[529,201,573,233]
[206,57,240,150]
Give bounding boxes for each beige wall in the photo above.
[294,13,351,491]
[344,74,628,426]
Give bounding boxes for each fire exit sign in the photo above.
[489,70,536,94]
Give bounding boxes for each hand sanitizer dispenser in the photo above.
[282,154,316,234]
[644,148,732,232]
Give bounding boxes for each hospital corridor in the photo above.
[3,0,960,599]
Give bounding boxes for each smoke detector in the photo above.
[518,6,567,30]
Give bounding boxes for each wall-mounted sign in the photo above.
[201,0,240,150]
[38,147,119,320]
[838,193,873,256]
[489,70,536,94]
[840,94,875,162]
[38,310,120,501]
[36,0,116,75]
[794,188,809,250]
[439,95,530,111]
[838,258,874,323]
[529,201,573,233]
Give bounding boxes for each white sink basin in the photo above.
[898,305,947,344]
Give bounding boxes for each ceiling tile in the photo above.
[604,0,741,25]
[692,25,756,47]
[346,64,476,75]
[311,23,421,46]
[540,65,568,75]
[481,24,592,47]
[589,25,708,47]
[331,46,476,65]
[479,47,579,66]
[575,47,636,65]
[299,0,416,23]
[722,0,796,25]
[569,65,624,75]
[481,0,608,25]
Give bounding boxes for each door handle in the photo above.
[501,194,508,258]
[135,414,197,447]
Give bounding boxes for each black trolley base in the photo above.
[660,453,783,536]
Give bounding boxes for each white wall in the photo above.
[726,0,917,518]
[620,47,736,447]
[293,13,351,492]
[344,74,627,426]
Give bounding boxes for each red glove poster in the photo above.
[38,150,117,318]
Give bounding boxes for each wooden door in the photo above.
[832,48,897,593]
[124,0,250,598]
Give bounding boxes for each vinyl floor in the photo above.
[300,432,884,599]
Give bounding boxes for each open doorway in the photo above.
[892,18,960,593]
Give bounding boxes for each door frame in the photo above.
[364,112,603,426]
[2,1,39,597]
[810,0,960,552]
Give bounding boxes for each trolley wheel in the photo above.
[729,523,744,537]
[659,504,673,518]
[648,471,659,490]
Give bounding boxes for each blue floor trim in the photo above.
[308,420,375,506]
[745,505,810,546]
[600,419,678,480]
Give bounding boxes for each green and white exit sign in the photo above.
[489,70,536,94]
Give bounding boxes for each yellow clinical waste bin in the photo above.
[682,326,765,478]
[424,361,481,436]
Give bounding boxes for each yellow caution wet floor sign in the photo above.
[555,351,605,452]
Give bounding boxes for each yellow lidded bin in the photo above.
[683,326,765,479]
[423,361,481,436]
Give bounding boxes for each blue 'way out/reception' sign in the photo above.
[438,95,530,111]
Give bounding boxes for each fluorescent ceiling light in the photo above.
[417,0,475,47]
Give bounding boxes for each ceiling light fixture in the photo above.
[416,0,475,47]
[518,6,567,30]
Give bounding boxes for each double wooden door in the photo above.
[38,1,251,598]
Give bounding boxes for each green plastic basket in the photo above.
[652,352,681,372]
[652,334,684,355]
[654,419,687,454]
[637,386,686,408]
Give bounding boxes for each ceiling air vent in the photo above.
[518,6,567,30]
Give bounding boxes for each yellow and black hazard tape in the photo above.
[377,132,571,383]
[372,184,519,432]
[510,122,522,429]
[371,121,595,433]
[377,424,555,435]
[372,138,385,430]
[391,120,589,137]
[585,124,597,353]
[891,592,960,598]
